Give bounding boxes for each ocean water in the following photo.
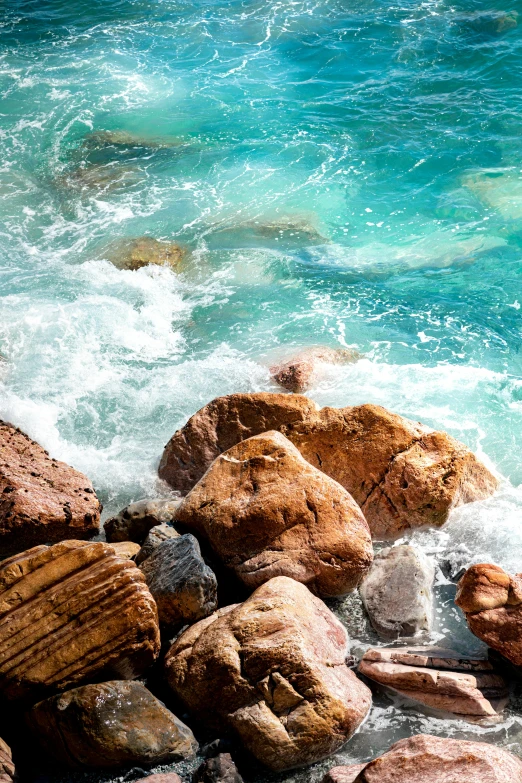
[1,0,522,779]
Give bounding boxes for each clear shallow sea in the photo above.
[1,0,522,779]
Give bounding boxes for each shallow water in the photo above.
[1,0,522,779]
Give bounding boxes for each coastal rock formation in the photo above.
[456,563,522,665]
[175,431,373,597]
[323,734,522,782]
[107,237,185,271]
[159,393,497,539]
[358,647,508,720]
[136,523,180,565]
[140,535,218,630]
[270,346,361,393]
[104,498,181,544]
[164,575,372,771]
[0,540,160,700]
[107,540,141,560]
[359,546,434,638]
[0,739,14,783]
[193,753,244,783]
[27,680,197,768]
[0,421,101,553]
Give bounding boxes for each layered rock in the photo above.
[456,563,522,665]
[107,540,140,560]
[0,739,14,783]
[270,347,361,393]
[323,734,522,782]
[27,680,197,768]
[107,237,185,271]
[0,540,160,700]
[136,523,180,565]
[159,393,497,539]
[359,546,434,638]
[193,753,244,783]
[104,498,181,544]
[175,431,372,597]
[164,575,371,771]
[0,421,101,552]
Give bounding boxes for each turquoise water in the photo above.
[2,0,522,777]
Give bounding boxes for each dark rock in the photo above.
[104,498,181,544]
[193,754,243,783]
[136,523,180,565]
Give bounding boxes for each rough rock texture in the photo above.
[323,765,366,783]
[140,535,218,630]
[136,523,180,565]
[0,421,101,553]
[27,680,197,769]
[456,563,522,666]
[159,394,497,539]
[193,753,243,783]
[359,647,508,720]
[0,739,14,783]
[136,777,182,783]
[360,546,434,638]
[175,431,372,597]
[108,237,185,271]
[323,734,522,782]
[0,540,160,700]
[104,498,181,544]
[270,347,361,393]
[164,575,372,771]
[107,540,140,560]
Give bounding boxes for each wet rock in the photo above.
[0,540,160,700]
[0,420,101,553]
[136,776,183,783]
[359,647,508,721]
[140,535,218,631]
[193,753,243,783]
[164,575,371,771]
[324,765,366,783]
[104,498,181,544]
[82,130,181,152]
[59,163,142,194]
[175,431,373,597]
[323,734,522,782]
[456,563,522,666]
[270,346,361,393]
[136,523,180,565]
[106,237,186,272]
[159,393,497,540]
[27,680,197,769]
[108,540,141,560]
[0,739,14,783]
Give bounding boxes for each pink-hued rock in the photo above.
[0,739,14,783]
[323,765,367,783]
[135,776,182,783]
[270,346,361,393]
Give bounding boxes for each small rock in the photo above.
[140,535,218,631]
[136,523,180,565]
[0,739,14,783]
[59,163,141,194]
[27,680,198,769]
[270,346,361,393]
[104,498,181,544]
[135,776,183,783]
[108,540,141,560]
[323,765,367,783]
[107,237,185,272]
[360,545,435,638]
[193,754,243,783]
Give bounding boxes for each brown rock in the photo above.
[270,347,361,393]
[164,575,371,771]
[0,739,14,783]
[323,765,367,783]
[193,753,243,783]
[27,680,197,768]
[107,540,141,560]
[323,734,522,782]
[104,498,182,544]
[456,563,522,666]
[159,394,497,539]
[175,431,372,597]
[0,540,160,700]
[108,237,185,271]
[0,421,101,553]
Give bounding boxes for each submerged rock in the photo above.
[58,162,142,195]
[269,346,362,393]
[0,420,101,553]
[0,739,14,783]
[209,214,328,250]
[164,575,371,771]
[104,497,181,544]
[106,236,186,272]
[136,522,180,565]
[359,545,434,638]
[175,430,373,597]
[193,753,243,783]
[81,130,183,152]
[27,680,197,769]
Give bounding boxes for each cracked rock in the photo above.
[0,739,14,783]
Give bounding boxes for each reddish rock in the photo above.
[270,346,361,393]
[0,421,101,553]
[0,739,14,783]
[323,765,367,783]
[136,777,182,783]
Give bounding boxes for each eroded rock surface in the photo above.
[193,753,244,783]
[107,237,185,271]
[270,347,361,393]
[0,739,14,783]
[136,523,180,565]
[107,540,140,560]
[104,498,181,544]
[164,575,371,771]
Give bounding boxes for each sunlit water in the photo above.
[1,0,522,780]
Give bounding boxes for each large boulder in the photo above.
[164,575,371,771]
[104,498,181,544]
[323,734,522,782]
[175,431,372,597]
[0,540,160,700]
[456,563,522,666]
[159,394,497,540]
[269,347,361,393]
[0,739,14,783]
[0,421,101,553]
[27,680,197,769]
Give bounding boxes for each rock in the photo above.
[270,347,361,393]
[0,739,14,783]
[27,680,197,769]
[136,523,180,565]
[322,734,522,782]
[107,237,185,272]
[140,535,218,630]
[360,546,434,638]
[0,540,160,700]
[456,563,522,666]
[164,575,371,771]
[107,540,141,560]
[136,777,183,783]
[104,498,181,544]
[323,765,367,783]
[193,754,243,783]
[359,647,508,721]
[175,431,373,597]
[59,163,141,194]
[159,394,497,539]
[0,420,101,553]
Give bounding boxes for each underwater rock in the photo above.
[27,680,197,769]
[159,393,498,540]
[359,546,434,638]
[104,497,182,544]
[107,540,141,560]
[269,346,361,393]
[164,575,372,771]
[0,739,14,783]
[0,420,101,553]
[0,540,160,700]
[462,168,522,220]
[175,430,373,597]
[193,753,244,783]
[135,522,180,565]
[58,162,142,195]
[208,214,328,250]
[81,129,182,151]
[106,236,186,271]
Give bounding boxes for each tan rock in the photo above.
[107,237,185,271]
[0,421,101,554]
[175,431,373,597]
[135,776,182,783]
[107,541,140,560]
[0,540,160,700]
[0,739,14,783]
[270,347,361,393]
[160,393,497,539]
[164,576,371,771]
